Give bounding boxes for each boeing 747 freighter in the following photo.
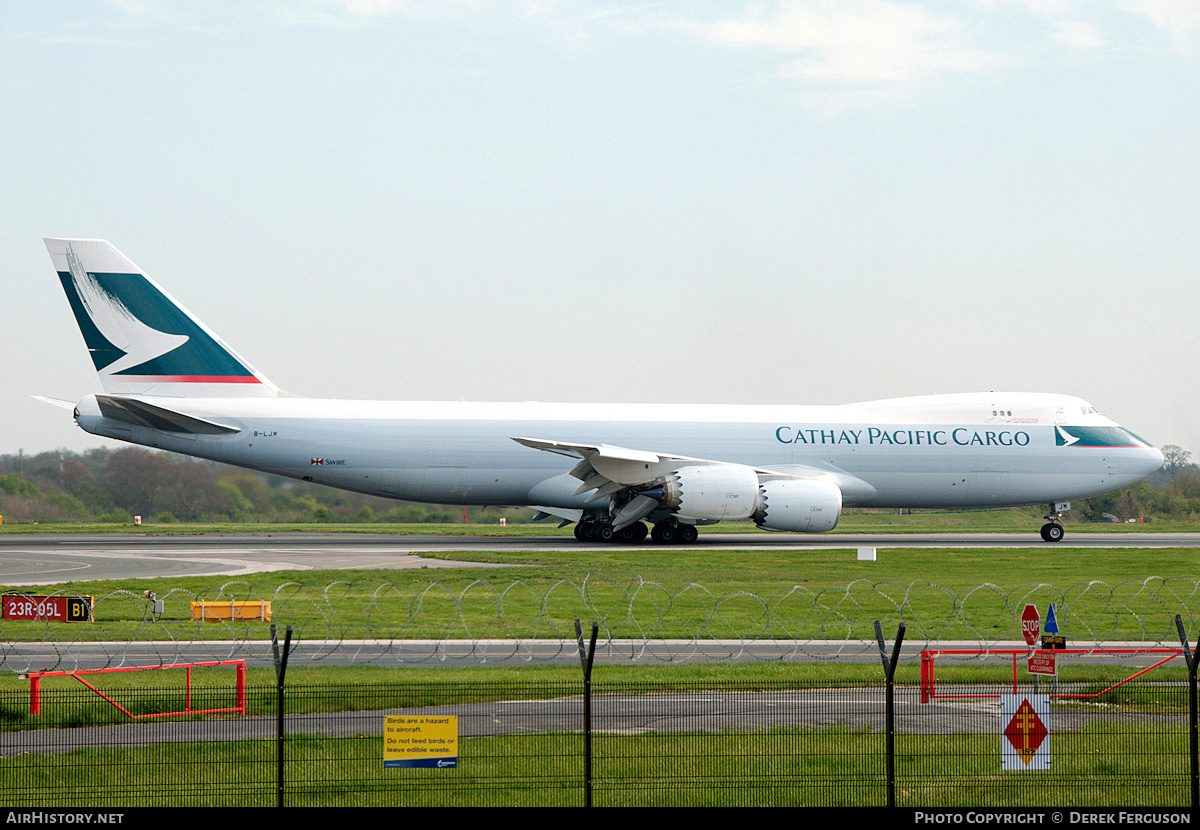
[40,238,1164,543]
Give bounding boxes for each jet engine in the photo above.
[652,465,843,531]
[752,478,842,533]
[659,465,761,521]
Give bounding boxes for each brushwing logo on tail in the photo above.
[63,243,189,375]
[57,241,259,384]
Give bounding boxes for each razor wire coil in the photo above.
[2,576,1198,672]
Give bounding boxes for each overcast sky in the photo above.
[2,1,1198,459]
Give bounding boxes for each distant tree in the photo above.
[103,448,176,518]
[214,480,255,520]
[163,460,219,522]
[1162,445,1192,477]
[220,473,273,515]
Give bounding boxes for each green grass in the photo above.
[3,545,1198,643]
[1,508,1194,535]
[1,722,1189,807]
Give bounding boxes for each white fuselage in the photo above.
[73,391,1163,512]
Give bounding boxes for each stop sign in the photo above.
[1021,604,1040,646]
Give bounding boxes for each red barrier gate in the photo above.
[22,660,247,718]
[919,648,1183,703]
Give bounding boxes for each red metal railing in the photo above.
[919,648,1183,703]
[22,660,247,718]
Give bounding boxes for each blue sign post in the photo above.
[1041,603,1065,649]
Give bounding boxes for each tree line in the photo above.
[0,445,1194,526]
[0,447,524,525]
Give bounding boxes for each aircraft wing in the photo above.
[514,436,875,533]
[513,437,712,503]
[512,436,830,501]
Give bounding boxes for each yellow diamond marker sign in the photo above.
[384,715,458,769]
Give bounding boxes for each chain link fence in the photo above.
[2,655,1196,807]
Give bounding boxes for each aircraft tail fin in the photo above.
[45,238,279,398]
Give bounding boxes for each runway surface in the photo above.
[1,530,1197,585]
[17,685,1134,756]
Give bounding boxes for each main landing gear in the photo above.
[574,518,648,544]
[573,517,698,544]
[649,519,698,545]
[1039,501,1070,543]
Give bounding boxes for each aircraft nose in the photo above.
[1110,445,1163,488]
[1145,445,1166,475]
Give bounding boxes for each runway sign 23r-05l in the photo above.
[2,594,93,622]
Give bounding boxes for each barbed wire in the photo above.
[2,576,1198,672]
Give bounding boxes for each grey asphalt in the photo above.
[2,530,1197,585]
[2,684,1183,756]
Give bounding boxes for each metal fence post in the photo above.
[575,619,599,808]
[1174,615,1199,809]
[875,620,906,808]
[271,623,293,808]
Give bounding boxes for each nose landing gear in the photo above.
[1040,501,1070,542]
[1040,521,1065,542]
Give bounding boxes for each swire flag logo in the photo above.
[311,458,324,466]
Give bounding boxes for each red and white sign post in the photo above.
[1021,604,1040,647]
[1021,603,1057,677]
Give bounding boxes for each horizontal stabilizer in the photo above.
[95,395,241,435]
[29,395,76,411]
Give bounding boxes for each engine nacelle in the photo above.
[660,464,760,521]
[753,478,843,533]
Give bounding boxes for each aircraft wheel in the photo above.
[677,524,699,544]
[595,523,615,542]
[1040,523,1065,543]
[615,522,647,544]
[574,522,589,541]
[652,523,676,544]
